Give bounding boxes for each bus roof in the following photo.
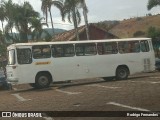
[7,38,151,48]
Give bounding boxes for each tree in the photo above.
[0,4,6,33]
[14,2,39,42]
[29,17,48,41]
[147,26,160,57]
[2,0,16,39]
[41,0,63,35]
[147,0,160,10]
[0,30,6,58]
[78,0,90,40]
[0,30,5,45]
[1,1,40,43]
[147,26,160,39]
[63,0,81,41]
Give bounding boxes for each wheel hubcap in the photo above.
[38,76,48,86]
[119,69,127,78]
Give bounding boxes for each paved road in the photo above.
[0,72,160,120]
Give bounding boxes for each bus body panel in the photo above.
[6,38,156,85]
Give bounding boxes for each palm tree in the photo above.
[5,2,40,43]
[0,4,6,33]
[79,0,90,40]
[29,17,48,41]
[147,0,160,10]
[15,2,39,42]
[63,0,81,41]
[0,30,5,45]
[2,0,15,38]
[41,0,63,35]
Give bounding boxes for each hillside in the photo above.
[107,15,160,38]
[43,28,66,36]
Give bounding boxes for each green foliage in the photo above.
[63,0,83,40]
[63,0,81,25]
[0,0,89,43]
[147,0,160,10]
[30,17,48,40]
[0,45,6,57]
[41,0,63,35]
[44,32,52,42]
[0,0,40,43]
[147,26,160,57]
[147,26,160,39]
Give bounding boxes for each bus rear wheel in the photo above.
[116,67,129,80]
[35,73,51,89]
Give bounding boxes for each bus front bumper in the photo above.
[7,78,19,85]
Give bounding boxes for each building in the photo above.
[53,24,118,41]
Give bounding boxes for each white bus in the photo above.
[6,38,155,88]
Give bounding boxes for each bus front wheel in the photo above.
[116,66,129,80]
[35,73,51,89]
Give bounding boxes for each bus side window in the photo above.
[17,48,32,64]
[75,43,97,56]
[118,41,140,54]
[52,45,63,57]
[33,45,51,59]
[52,44,74,57]
[85,43,97,55]
[97,42,118,55]
[141,40,150,52]
[128,41,140,53]
[134,42,140,52]
[64,44,75,57]
[97,43,104,55]
[75,44,84,56]
[118,42,127,54]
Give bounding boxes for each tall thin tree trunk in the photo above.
[49,9,55,36]
[1,21,4,34]
[82,0,90,40]
[45,7,48,24]
[83,9,90,40]
[10,28,15,43]
[73,8,79,41]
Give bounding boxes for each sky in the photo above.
[8,0,160,30]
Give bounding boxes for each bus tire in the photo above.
[116,66,129,80]
[35,73,51,89]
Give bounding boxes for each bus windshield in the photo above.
[8,50,15,65]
